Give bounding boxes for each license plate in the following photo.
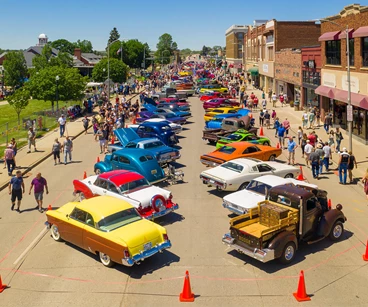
[144,242,152,251]
[151,169,157,174]
[209,179,215,184]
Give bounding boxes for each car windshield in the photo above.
[226,134,242,141]
[218,146,236,154]
[220,162,243,173]
[143,140,164,149]
[247,181,272,195]
[97,208,142,232]
[119,178,150,193]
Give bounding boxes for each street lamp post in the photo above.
[315,19,352,152]
[55,75,60,112]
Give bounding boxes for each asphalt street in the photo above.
[0,95,368,307]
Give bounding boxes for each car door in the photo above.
[110,154,120,170]
[118,155,132,171]
[256,163,274,176]
[64,208,87,248]
[302,197,323,239]
[248,146,264,159]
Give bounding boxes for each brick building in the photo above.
[275,49,302,103]
[225,25,248,73]
[315,4,368,143]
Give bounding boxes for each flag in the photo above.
[117,48,122,55]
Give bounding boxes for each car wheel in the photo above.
[95,168,101,175]
[284,173,294,178]
[51,224,62,242]
[263,141,270,146]
[329,221,344,241]
[79,192,86,201]
[279,242,296,264]
[99,252,115,267]
[268,154,276,161]
[238,182,249,190]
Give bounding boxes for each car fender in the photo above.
[72,180,95,199]
[94,161,112,173]
[319,208,346,237]
[268,231,298,259]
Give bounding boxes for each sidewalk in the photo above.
[246,87,367,184]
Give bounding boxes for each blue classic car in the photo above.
[137,111,187,125]
[109,128,180,164]
[205,109,251,129]
[94,149,165,184]
[141,103,191,119]
[132,122,179,147]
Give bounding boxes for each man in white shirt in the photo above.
[272,93,277,108]
[322,142,332,172]
[304,140,313,168]
[57,115,66,138]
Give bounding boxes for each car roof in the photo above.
[225,157,263,167]
[99,170,144,186]
[77,196,133,218]
[252,174,290,186]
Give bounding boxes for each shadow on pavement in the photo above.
[156,212,185,226]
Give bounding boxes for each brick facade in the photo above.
[226,33,237,60]
[275,49,302,85]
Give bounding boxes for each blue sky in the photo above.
[1,0,365,51]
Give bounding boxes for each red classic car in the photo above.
[203,98,240,110]
[159,98,190,107]
[200,92,235,102]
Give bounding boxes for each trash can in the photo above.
[294,100,300,111]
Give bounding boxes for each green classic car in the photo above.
[216,129,271,149]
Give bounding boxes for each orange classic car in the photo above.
[200,142,282,167]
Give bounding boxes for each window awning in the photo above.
[352,26,368,38]
[318,31,341,41]
[338,28,354,39]
[248,67,259,76]
[315,85,335,98]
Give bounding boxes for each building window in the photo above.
[362,37,368,67]
[349,38,354,66]
[267,46,274,61]
[325,40,341,65]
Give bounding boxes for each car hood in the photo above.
[223,190,265,209]
[201,165,239,181]
[126,186,170,208]
[114,128,140,146]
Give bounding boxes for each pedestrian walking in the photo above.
[287,136,298,165]
[322,142,332,172]
[272,93,277,107]
[27,127,37,153]
[268,88,272,103]
[279,94,284,107]
[304,140,313,167]
[259,110,264,127]
[297,127,303,145]
[274,117,280,137]
[315,110,321,127]
[4,144,15,176]
[95,126,107,154]
[315,143,325,175]
[307,131,317,147]
[324,113,332,133]
[335,128,343,152]
[52,138,61,165]
[282,118,290,136]
[10,138,17,156]
[302,111,308,129]
[9,170,25,212]
[262,98,267,109]
[309,148,320,179]
[301,133,308,158]
[277,124,286,148]
[62,136,73,165]
[29,172,49,213]
[271,109,277,122]
[58,114,66,138]
[308,110,315,129]
[362,169,368,200]
[347,151,357,184]
[338,148,350,185]
[82,116,90,135]
[264,110,271,129]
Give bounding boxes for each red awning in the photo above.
[315,85,335,98]
[331,88,368,109]
[338,28,354,39]
[352,26,368,38]
[318,31,341,41]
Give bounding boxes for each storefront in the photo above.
[247,67,259,87]
[259,61,275,93]
[303,85,320,109]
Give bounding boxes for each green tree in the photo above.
[108,27,120,45]
[50,39,75,54]
[7,88,31,124]
[201,45,211,56]
[3,51,28,88]
[155,33,177,64]
[109,39,149,68]
[33,45,73,71]
[92,58,128,83]
[75,39,93,53]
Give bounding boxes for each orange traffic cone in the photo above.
[83,171,87,179]
[363,241,368,261]
[97,156,100,163]
[276,142,280,149]
[249,113,253,119]
[293,270,311,302]
[47,204,52,211]
[179,271,195,302]
[259,126,264,136]
[297,166,306,181]
[328,199,332,210]
[0,275,7,293]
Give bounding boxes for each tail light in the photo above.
[163,233,169,241]
[124,250,130,258]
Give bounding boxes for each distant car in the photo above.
[200,91,222,101]
[222,175,320,215]
[216,130,271,149]
[161,97,189,106]
[154,108,191,119]
[157,102,190,112]
[204,107,241,121]
[108,128,180,164]
[128,119,182,134]
[199,85,228,93]
[203,98,239,110]
[94,148,166,184]
[73,170,179,220]
[133,122,179,146]
[137,112,187,125]
[200,158,301,192]
[200,143,282,167]
[205,110,251,129]
[46,196,171,267]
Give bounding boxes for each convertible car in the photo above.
[46,196,171,267]
[73,170,179,220]
[200,143,282,167]
[200,158,301,192]
[216,130,271,149]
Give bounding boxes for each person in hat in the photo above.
[338,148,350,184]
[4,144,15,176]
[315,143,325,175]
[304,140,313,168]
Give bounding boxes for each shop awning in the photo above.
[316,85,368,109]
[315,85,335,98]
[338,28,354,39]
[248,67,259,76]
[352,26,368,38]
[318,31,341,41]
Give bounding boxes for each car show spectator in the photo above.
[58,115,66,138]
[27,127,37,153]
[4,144,15,176]
[52,138,61,165]
[62,136,73,165]
[9,170,25,212]
[29,172,49,213]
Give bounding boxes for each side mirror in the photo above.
[66,214,69,219]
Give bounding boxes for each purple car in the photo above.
[137,111,187,125]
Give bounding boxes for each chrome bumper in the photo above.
[158,154,181,164]
[200,159,219,167]
[122,240,172,266]
[147,203,179,220]
[222,203,245,215]
[222,233,275,263]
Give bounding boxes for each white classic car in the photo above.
[199,158,301,192]
[127,119,182,134]
[222,175,319,215]
[73,170,179,220]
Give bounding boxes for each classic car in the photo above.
[108,128,180,164]
[200,158,301,192]
[205,110,251,129]
[133,122,179,146]
[46,196,171,267]
[204,107,241,122]
[199,85,228,93]
[94,148,166,184]
[127,119,182,134]
[203,98,239,110]
[216,130,271,149]
[157,102,190,112]
[73,170,179,220]
[137,112,187,125]
[200,143,282,167]
[199,91,222,101]
[160,97,189,105]
[140,103,191,119]
[222,174,320,215]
